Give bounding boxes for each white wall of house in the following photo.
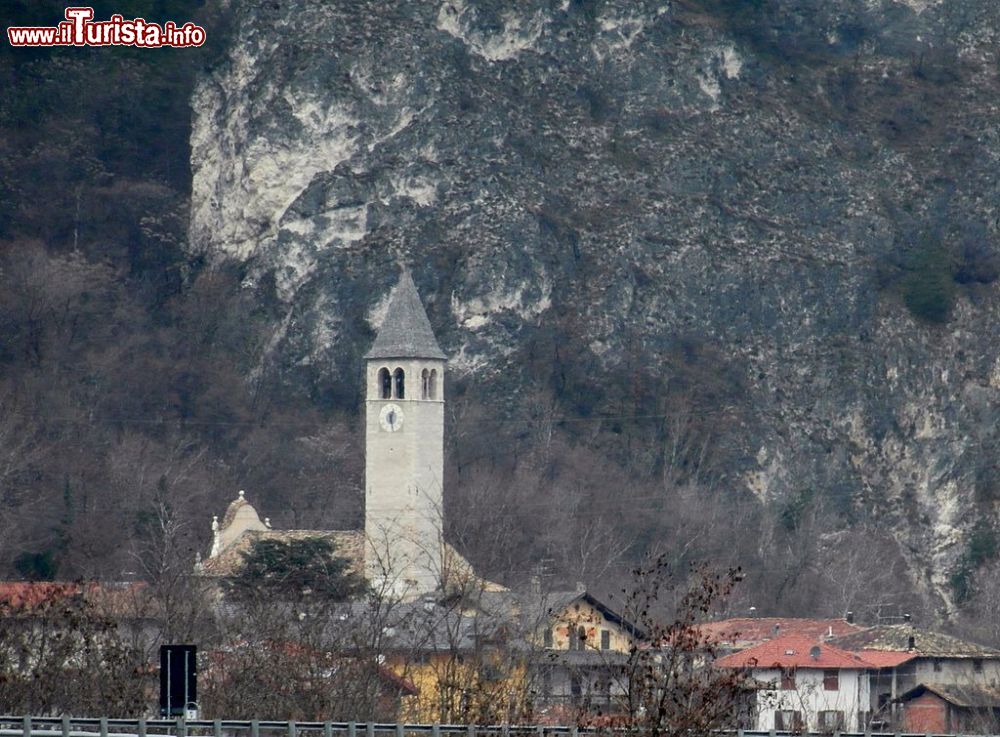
[912,657,1000,684]
[752,667,870,732]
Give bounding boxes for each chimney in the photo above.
[907,635,916,651]
[845,611,855,624]
[903,613,911,623]
[773,624,781,637]
[575,581,586,594]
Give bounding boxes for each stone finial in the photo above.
[238,489,246,500]
[264,517,272,528]
[211,515,219,532]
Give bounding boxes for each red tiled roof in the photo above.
[0,582,82,607]
[715,634,874,670]
[0,581,149,617]
[700,617,861,646]
[859,649,918,668]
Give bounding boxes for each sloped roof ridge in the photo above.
[221,490,257,529]
[900,682,1000,708]
[829,624,1000,657]
[699,615,860,643]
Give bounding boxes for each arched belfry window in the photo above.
[393,368,405,399]
[421,369,430,399]
[378,368,391,399]
[429,369,438,400]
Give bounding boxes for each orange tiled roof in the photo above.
[0,581,149,617]
[859,649,919,668]
[0,581,82,607]
[715,633,874,670]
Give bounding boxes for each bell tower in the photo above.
[364,270,446,598]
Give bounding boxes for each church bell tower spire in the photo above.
[364,269,446,598]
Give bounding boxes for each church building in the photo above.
[200,270,498,600]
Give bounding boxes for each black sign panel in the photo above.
[159,644,197,717]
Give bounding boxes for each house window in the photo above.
[601,629,610,650]
[780,668,796,690]
[823,669,839,690]
[421,368,429,399]
[478,661,503,682]
[570,674,582,697]
[429,369,437,399]
[594,675,611,699]
[379,368,391,399]
[819,710,845,732]
[575,626,587,650]
[540,667,552,696]
[543,628,553,648]
[933,659,942,672]
[393,368,405,399]
[974,658,984,673]
[774,710,802,731]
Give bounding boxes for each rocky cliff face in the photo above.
[190,0,1000,613]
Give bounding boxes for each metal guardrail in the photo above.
[0,718,992,737]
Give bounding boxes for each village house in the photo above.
[701,615,1000,732]
[525,586,640,722]
[715,633,874,732]
[829,624,1000,729]
[896,683,1000,733]
[364,585,640,723]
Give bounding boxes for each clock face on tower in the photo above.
[378,403,404,432]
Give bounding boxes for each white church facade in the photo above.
[200,271,500,600]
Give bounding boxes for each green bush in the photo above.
[901,242,956,323]
[951,521,998,603]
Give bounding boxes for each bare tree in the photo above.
[603,559,753,737]
[0,583,150,716]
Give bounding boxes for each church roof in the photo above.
[201,529,365,577]
[221,490,257,529]
[365,270,447,360]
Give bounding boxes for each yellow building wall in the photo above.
[386,597,633,722]
[389,653,533,723]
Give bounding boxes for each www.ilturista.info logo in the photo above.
[7,7,206,48]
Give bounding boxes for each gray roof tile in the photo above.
[366,271,447,360]
[830,625,1000,658]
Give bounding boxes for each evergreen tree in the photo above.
[225,538,367,603]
